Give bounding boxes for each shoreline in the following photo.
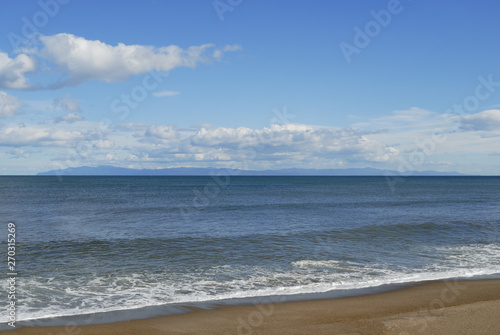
[7,274,500,328]
[3,279,500,334]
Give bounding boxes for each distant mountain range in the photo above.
[37,165,464,176]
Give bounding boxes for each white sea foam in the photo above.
[292,260,352,269]
[7,243,500,323]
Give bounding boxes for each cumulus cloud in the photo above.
[55,113,84,123]
[0,123,84,147]
[38,33,240,87]
[4,105,500,173]
[0,92,23,118]
[152,90,180,97]
[0,52,37,89]
[145,124,179,139]
[0,34,240,89]
[460,109,500,131]
[129,123,399,165]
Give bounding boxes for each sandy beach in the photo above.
[3,279,499,335]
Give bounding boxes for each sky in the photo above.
[1,0,500,175]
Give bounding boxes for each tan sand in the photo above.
[3,279,500,335]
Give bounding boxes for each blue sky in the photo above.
[1,0,500,175]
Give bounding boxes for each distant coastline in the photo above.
[36,165,466,176]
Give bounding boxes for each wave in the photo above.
[6,242,500,324]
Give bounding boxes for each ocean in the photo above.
[1,176,499,326]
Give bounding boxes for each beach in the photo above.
[3,279,500,334]
[2,176,499,331]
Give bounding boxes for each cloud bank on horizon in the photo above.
[1,1,499,175]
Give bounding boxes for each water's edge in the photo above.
[4,274,499,330]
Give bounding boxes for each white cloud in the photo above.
[352,108,500,174]
[7,107,500,174]
[0,92,23,118]
[144,124,179,139]
[7,148,32,158]
[223,44,242,52]
[5,107,500,174]
[361,108,500,138]
[460,109,500,131]
[360,107,436,132]
[214,45,242,60]
[53,94,81,112]
[0,52,37,89]
[212,49,223,61]
[152,90,180,97]
[0,123,84,147]
[0,34,241,90]
[38,33,240,87]
[95,140,114,149]
[129,123,399,165]
[55,113,84,123]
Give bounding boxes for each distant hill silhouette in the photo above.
[37,165,464,176]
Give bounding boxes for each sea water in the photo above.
[1,176,499,325]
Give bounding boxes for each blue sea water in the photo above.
[1,176,499,324]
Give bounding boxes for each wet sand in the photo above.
[3,279,500,334]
